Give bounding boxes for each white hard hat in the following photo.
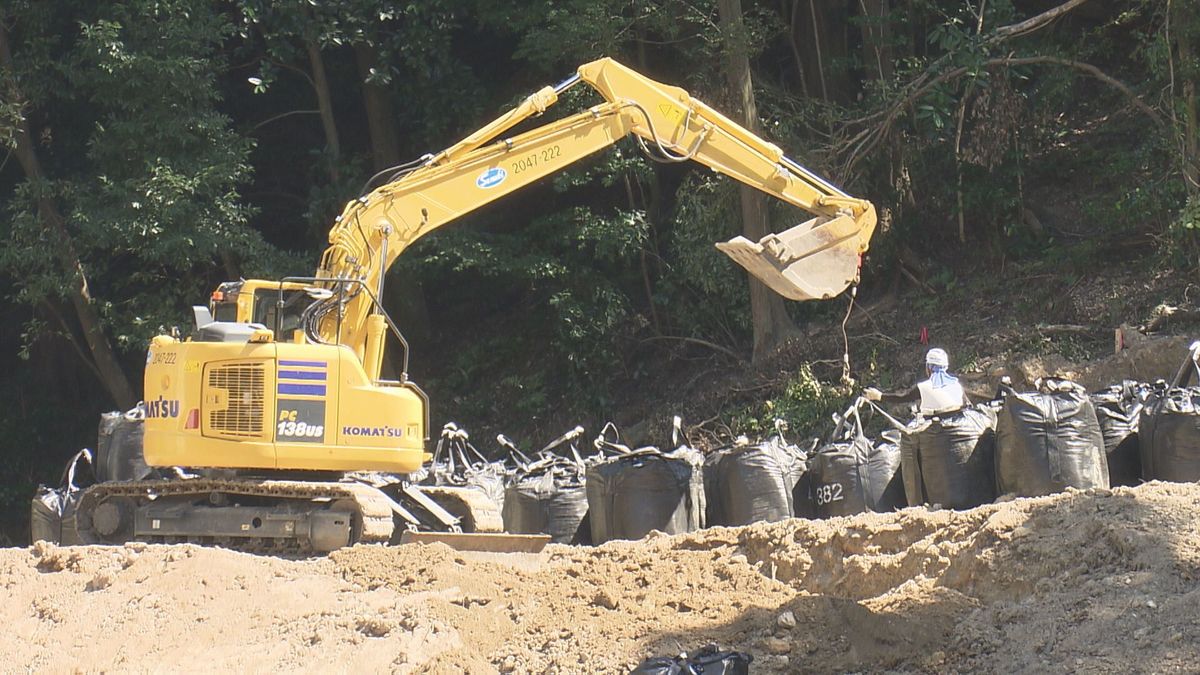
[925,348,949,368]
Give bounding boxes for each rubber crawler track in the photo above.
[71,478,395,555]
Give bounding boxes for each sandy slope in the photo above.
[4,482,1200,673]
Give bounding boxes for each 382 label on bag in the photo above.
[814,482,844,506]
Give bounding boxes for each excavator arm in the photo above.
[312,57,877,379]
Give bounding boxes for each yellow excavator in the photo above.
[70,58,876,554]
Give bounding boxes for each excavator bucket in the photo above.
[399,531,552,569]
[716,214,864,301]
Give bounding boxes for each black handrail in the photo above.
[277,276,412,377]
[275,276,430,442]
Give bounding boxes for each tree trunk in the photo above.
[306,41,340,183]
[353,44,433,345]
[1185,78,1199,195]
[354,44,401,173]
[788,0,853,102]
[802,0,829,99]
[858,0,893,82]
[819,2,852,101]
[718,0,799,361]
[635,32,666,335]
[0,25,136,409]
[1175,3,1199,195]
[784,0,810,97]
[218,249,240,279]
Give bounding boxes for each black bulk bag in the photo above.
[995,379,1109,497]
[1136,344,1200,482]
[30,488,64,544]
[900,405,997,509]
[1091,382,1145,486]
[1139,385,1200,482]
[502,459,589,544]
[586,448,705,544]
[789,439,820,519]
[809,401,904,518]
[423,423,507,513]
[95,405,153,483]
[30,448,94,544]
[703,436,807,526]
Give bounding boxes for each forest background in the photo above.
[0,0,1196,539]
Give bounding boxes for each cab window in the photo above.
[253,289,310,342]
[212,300,239,322]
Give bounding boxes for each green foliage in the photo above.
[238,0,478,145]
[412,154,648,400]
[729,364,851,440]
[660,173,751,343]
[2,0,284,353]
[1165,195,1200,269]
[502,0,707,70]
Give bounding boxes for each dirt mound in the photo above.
[3,543,460,672]
[3,482,1200,673]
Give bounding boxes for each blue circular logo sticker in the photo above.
[476,167,507,189]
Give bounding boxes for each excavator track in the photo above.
[71,478,395,555]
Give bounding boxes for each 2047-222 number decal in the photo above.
[150,351,177,365]
[511,144,561,174]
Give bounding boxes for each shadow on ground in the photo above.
[640,483,1200,674]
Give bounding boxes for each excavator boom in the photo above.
[316,57,875,380]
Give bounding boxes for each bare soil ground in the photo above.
[5,480,1200,673]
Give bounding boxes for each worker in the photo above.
[863,347,970,415]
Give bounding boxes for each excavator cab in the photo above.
[208,280,317,343]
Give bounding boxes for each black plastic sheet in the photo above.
[809,404,904,518]
[586,448,705,544]
[502,460,588,544]
[464,467,507,513]
[703,437,807,526]
[900,406,997,509]
[1139,385,1200,482]
[630,645,752,675]
[30,486,66,544]
[995,380,1109,497]
[30,449,93,544]
[1092,382,1145,486]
